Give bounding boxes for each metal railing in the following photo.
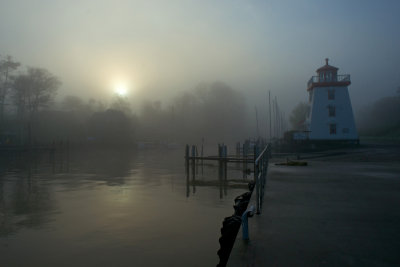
[254,143,271,214]
[307,74,351,88]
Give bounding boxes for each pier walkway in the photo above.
[228,148,400,266]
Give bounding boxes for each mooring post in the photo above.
[191,145,196,169]
[195,146,199,174]
[223,144,228,196]
[254,144,260,214]
[243,142,247,179]
[235,142,240,169]
[186,147,190,198]
[223,144,227,158]
[242,205,255,240]
[200,140,204,175]
[195,145,199,164]
[192,154,196,194]
[191,145,196,157]
[218,144,223,199]
[191,145,196,191]
[185,144,189,167]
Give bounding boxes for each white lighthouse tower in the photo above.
[306,59,358,142]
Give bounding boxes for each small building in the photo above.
[305,59,358,142]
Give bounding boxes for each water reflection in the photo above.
[0,152,56,237]
[0,148,249,266]
[185,158,250,199]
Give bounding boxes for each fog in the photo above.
[1,0,400,144]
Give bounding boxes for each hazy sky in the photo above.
[1,0,399,113]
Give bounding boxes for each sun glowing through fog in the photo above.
[114,83,128,96]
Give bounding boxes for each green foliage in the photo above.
[289,102,309,130]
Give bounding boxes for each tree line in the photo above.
[0,55,60,122]
[355,90,400,137]
[0,55,248,147]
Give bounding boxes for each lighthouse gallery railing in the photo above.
[307,74,351,88]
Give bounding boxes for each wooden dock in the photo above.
[187,156,254,163]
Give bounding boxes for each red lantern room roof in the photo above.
[316,58,338,73]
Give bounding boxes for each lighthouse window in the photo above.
[326,72,332,81]
[328,106,336,117]
[329,124,336,134]
[328,89,335,100]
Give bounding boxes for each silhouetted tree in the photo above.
[170,81,247,142]
[12,67,61,119]
[87,109,134,145]
[0,55,20,121]
[62,95,84,111]
[356,92,400,136]
[110,96,132,115]
[289,102,309,130]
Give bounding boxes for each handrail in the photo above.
[307,74,351,87]
[255,144,270,165]
[254,143,271,214]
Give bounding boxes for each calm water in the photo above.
[0,148,248,267]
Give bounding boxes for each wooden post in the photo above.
[195,145,199,174]
[191,145,196,193]
[185,144,189,167]
[201,138,204,167]
[218,144,223,199]
[235,142,240,169]
[224,144,227,196]
[191,144,196,171]
[254,144,260,214]
[191,145,196,158]
[192,156,196,194]
[186,145,190,197]
[242,142,246,179]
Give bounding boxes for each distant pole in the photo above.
[274,96,279,137]
[272,97,276,139]
[255,106,260,140]
[278,100,281,148]
[201,137,204,168]
[269,91,272,143]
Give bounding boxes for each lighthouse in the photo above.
[305,59,358,142]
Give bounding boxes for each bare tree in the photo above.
[12,67,61,119]
[62,95,84,111]
[0,55,20,120]
[110,96,132,115]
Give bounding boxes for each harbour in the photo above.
[0,147,249,267]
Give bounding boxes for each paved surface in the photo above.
[229,146,400,266]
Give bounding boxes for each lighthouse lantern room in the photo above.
[305,59,358,141]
